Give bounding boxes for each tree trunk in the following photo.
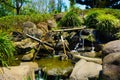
[16,8,20,15]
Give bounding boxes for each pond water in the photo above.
[35,56,74,80]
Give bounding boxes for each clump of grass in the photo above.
[0,32,15,67]
[84,11,101,28]
[58,11,82,28]
[96,14,119,35]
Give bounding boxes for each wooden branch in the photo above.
[26,34,53,48]
[52,27,85,32]
[71,53,102,64]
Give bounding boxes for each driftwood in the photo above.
[71,53,102,64]
[52,27,85,32]
[26,34,53,48]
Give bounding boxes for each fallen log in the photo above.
[71,53,102,64]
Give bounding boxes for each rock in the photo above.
[37,22,48,34]
[102,40,120,57]
[14,38,38,54]
[11,31,24,41]
[70,59,102,80]
[0,65,35,80]
[22,49,35,61]
[54,13,64,21]
[23,21,42,39]
[103,52,120,80]
[20,62,39,71]
[23,21,36,29]
[81,29,90,35]
[47,19,57,29]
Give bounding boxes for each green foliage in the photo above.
[96,14,119,35]
[115,32,120,39]
[85,8,120,19]
[0,32,15,67]
[58,11,82,28]
[84,11,102,28]
[69,7,82,15]
[0,14,53,32]
[87,33,96,42]
[104,8,120,19]
[84,9,120,36]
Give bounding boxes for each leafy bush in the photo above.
[84,11,102,28]
[58,11,82,28]
[104,8,120,19]
[69,7,82,15]
[96,14,119,35]
[0,32,15,67]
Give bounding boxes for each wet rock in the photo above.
[102,40,120,57]
[81,29,90,35]
[70,59,102,80]
[22,49,35,61]
[0,65,35,80]
[103,52,120,80]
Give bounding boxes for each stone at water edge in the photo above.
[70,59,102,80]
[22,49,35,61]
[103,52,120,80]
[0,65,35,80]
[102,40,120,57]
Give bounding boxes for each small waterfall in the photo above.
[91,42,95,53]
[73,30,85,52]
[36,70,44,80]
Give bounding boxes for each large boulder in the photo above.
[0,65,35,80]
[37,22,48,34]
[102,40,120,57]
[23,21,42,39]
[14,38,38,54]
[70,59,102,80]
[103,52,120,80]
[20,62,39,71]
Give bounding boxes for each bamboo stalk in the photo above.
[52,27,85,32]
[61,36,66,55]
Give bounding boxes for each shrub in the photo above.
[58,11,82,28]
[96,14,119,35]
[0,32,15,67]
[84,11,102,28]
